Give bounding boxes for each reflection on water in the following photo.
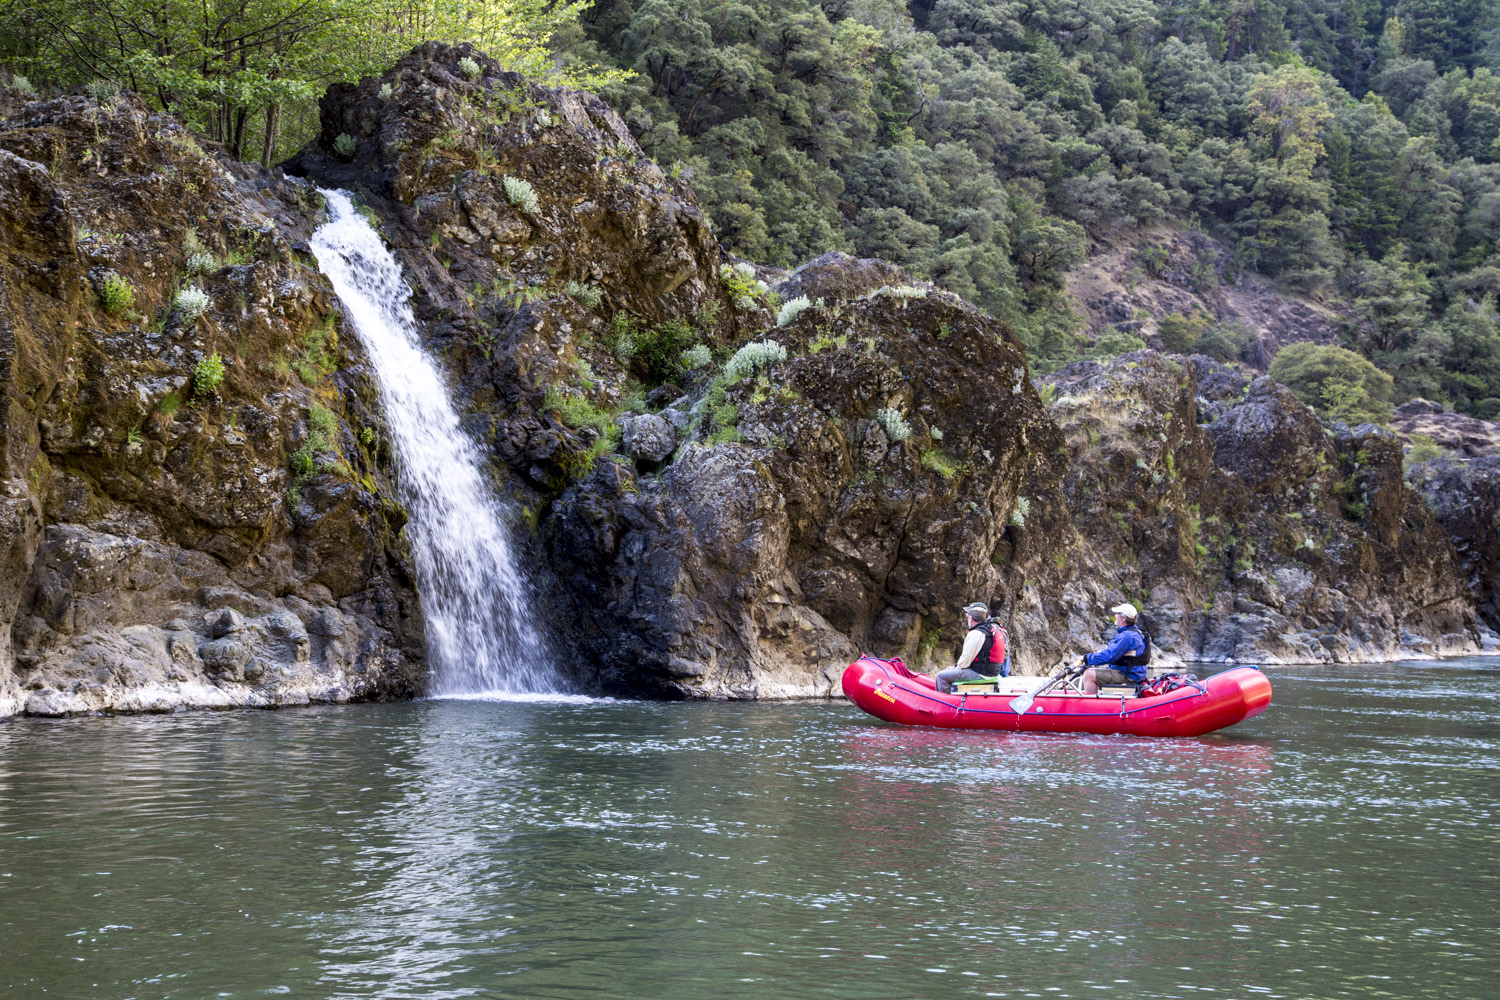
[0,661,1497,998]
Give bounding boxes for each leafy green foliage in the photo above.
[1082,329,1147,362]
[285,403,343,509]
[4,0,615,166]
[293,317,338,384]
[719,263,772,311]
[552,0,1500,411]
[564,280,602,308]
[543,385,615,434]
[920,449,963,480]
[1404,433,1449,471]
[605,314,699,385]
[194,352,225,395]
[1269,343,1395,424]
[100,273,134,314]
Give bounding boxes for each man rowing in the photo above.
[1079,602,1151,694]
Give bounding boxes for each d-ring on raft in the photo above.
[842,656,1272,737]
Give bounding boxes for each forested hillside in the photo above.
[9,1,1500,422]
[552,0,1500,417]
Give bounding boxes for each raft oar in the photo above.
[1008,662,1085,714]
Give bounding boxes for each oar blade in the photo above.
[1008,692,1034,714]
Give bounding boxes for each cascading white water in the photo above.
[310,188,558,696]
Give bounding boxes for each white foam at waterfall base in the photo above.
[310,188,561,696]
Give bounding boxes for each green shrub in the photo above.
[175,286,210,320]
[1082,328,1146,361]
[378,83,394,101]
[1404,434,1448,471]
[334,133,356,158]
[1195,321,1253,363]
[719,263,770,311]
[158,392,181,417]
[85,79,118,99]
[101,273,134,314]
[1269,342,1394,425]
[1157,312,1213,354]
[1138,243,1171,277]
[502,175,539,214]
[293,317,338,384]
[633,317,697,385]
[11,75,34,94]
[309,403,338,441]
[681,344,712,369]
[194,352,225,395]
[543,386,615,434]
[876,408,911,442]
[458,56,482,81]
[724,340,787,381]
[707,423,743,445]
[920,450,962,479]
[565,280,602,309]
[1008,496,1031,526]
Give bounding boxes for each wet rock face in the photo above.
[11,525,407,714]
[546,288,1052,697]
[1407,456,1500,634]
[0,88,423,715]
[1005,353,1480,667]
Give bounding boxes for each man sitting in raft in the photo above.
[1079,602,1150,694]
[936,602,1006,693]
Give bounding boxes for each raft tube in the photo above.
[842,656,1272,737]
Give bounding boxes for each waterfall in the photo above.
[309,188,558,696]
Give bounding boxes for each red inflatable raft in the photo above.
[842,656,1272,737]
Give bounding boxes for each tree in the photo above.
[1,0,610,165]
[1247,63,1334,180]
[1269,341,1395,423]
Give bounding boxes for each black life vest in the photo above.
[973,621,1010,677]
[1115,625,1152,669]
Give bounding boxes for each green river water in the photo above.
[1,661,1497,999]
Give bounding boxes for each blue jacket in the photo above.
[1085,625,1149,682]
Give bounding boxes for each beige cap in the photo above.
[1110,602,1139,619]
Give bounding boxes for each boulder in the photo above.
[620,413,676,463]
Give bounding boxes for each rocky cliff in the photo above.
[2,44,1496,715]
[0,88,423,715]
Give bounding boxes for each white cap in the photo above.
[1110,602,1138,619]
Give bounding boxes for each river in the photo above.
[1,661,1496,999]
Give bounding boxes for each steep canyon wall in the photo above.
[2,45,1496,714]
